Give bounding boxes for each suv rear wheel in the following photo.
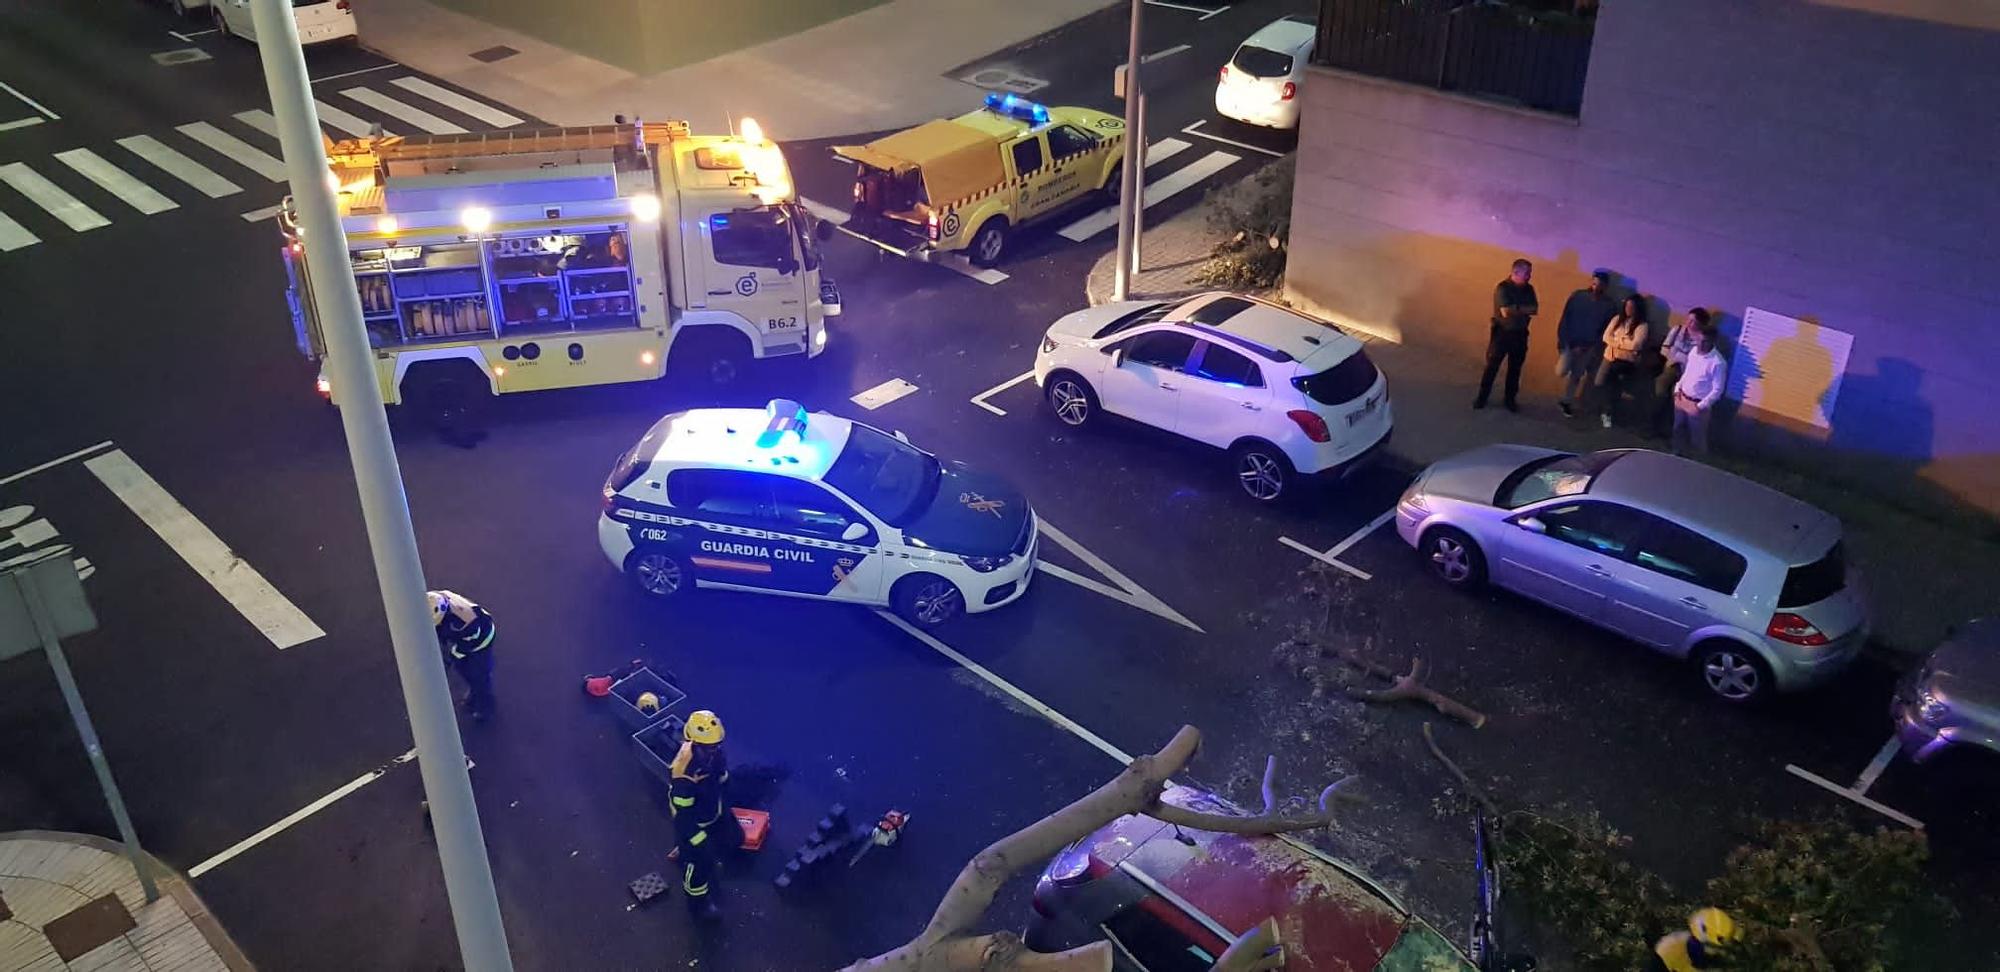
[1231,441,1293,502]
[1045,372,1097,428]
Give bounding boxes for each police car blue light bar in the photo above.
[983,92,1049,126]
[757,399,808,448]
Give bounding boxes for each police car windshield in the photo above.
[824,425,941,526]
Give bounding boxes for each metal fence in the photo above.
[1313,0,1595,116]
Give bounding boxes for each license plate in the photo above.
[1346,394,1381,426]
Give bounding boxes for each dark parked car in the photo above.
[1027,786,1475,971]
[1894,618,2000,762]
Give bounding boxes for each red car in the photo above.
[1028,786,1477,971]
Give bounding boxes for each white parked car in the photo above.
[1033,293,1392,502]
[1216,15,1317,130]
[210,0,357,46]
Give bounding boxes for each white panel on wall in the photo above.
[1732,306,1854,430]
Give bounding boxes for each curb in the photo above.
[1,830,255,972]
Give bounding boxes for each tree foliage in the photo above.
[1195,157,1295,291]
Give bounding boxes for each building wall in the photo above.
[424,0,885,74]
[1285,0,2000,514]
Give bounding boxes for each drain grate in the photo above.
[470,45,520,63]
[152,48,213,66]
[960,66,1048,95]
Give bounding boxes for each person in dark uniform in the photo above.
[429,590,496,721]
[1475,258,1541,412]
[669,710,731,920]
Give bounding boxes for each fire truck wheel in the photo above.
[672,328,751,386]
[969,219,1009,268]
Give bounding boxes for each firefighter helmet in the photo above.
[427,591,450,626]
[636,691,662,714]
[684,709,724,745]
[1690,907,1739,946]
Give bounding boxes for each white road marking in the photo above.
[0,441,114,487]
[340,87,467,135]
[0,117,45,132]
[308,63,399,85]
[1143,44,1193,63]
[1852,735,1902,792]
[1050,138,1191,242]
[239,203,285,222]
[232,108,280,138]
[0,210,37,252]
[878,611,1136,764]
[168,28,218,42]
[1199,5,1231,20]
[0,516,59,552]
[176,121,288,181]
[941,253,1008,285]
[314,99,392,138]
[389,76,524,128]
[1277,507,1395,581]
[189,749,418,878]
[849,378,920,410]
[1059,147,1233,241]
[1039,518,1203,632]
[117,134,242,198]
[1143,0,1217,13]
[83,449,326,650]
[800,197,847,225]
[0,80,59,120]
[1785,760,1923,830]
[53,149,178,215]
[970,370,1035,416]
[1182,119,1287,159]
[0,163,110,232]
[1278,536,1372,581]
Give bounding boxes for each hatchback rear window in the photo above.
[1230,45,1294,78]
[1291,349,1378,406]
[1779,541,1846,607]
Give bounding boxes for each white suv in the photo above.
[1033,293,1392,502]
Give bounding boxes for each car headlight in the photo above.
[1918,693,1950,726]
[1398,489,1429,515]
[1040,335,1058,354]
[963,552,1015,573]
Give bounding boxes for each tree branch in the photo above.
[1341,655,1488,728]
[1422,722,1495,815]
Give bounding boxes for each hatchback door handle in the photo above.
[1585,564,1611,577]
[1679,596,1705,608]
[1239,402,1260,410]
[1159,382,1176,390]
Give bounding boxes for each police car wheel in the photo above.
[969,220,1008,268]
[1232,443,1292,502]
[1045,373,1097,428]
[629,550,692,598]
[894,575,963,627]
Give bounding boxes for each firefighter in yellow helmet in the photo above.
[670,710,731,920]
[1652,906,1739,971]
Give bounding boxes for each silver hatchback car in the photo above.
[1395,446,1869,702]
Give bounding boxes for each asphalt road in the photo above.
[3,1,1995,970]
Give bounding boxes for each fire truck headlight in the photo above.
[375,215,398,235]
[631,193,662,223]
[461,207,493,233]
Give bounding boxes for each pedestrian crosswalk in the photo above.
[0,73,532,254]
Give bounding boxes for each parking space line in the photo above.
[188,749,418,879]
[970,370,1034,416]
[1326,508,1397,559]
[1199,5,1232,20]
[1785,749,1924,831]
[849,378,919,411]
[1143,0,1216,13]
[879,611,1136,764]
[0,80,59,120]
[1181,120,1287,159]
[1,441,114,487]
[82,449,326,650]
[941,254,1008,285]
[1142,44,1192,64]
[1278,536,1372,581]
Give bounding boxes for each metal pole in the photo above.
[18,579,157,904]
[1130,92,1145,277]
[246,2,512,968]
[1111,0,1144,301]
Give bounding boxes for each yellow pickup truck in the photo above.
[834,94,1126,267]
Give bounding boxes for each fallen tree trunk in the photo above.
[843,726,1349,972]
[1339,653,1487,728]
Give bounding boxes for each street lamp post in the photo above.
[245,2,512,968]
[1112,0,1144,300]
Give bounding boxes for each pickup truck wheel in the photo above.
[1102,164,1123,205]
[969,219,1008,268]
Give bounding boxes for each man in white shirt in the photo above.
[1672,320,1727,454]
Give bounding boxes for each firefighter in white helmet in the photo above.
[429,590,497,721]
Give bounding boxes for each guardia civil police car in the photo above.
[600,400,1038,627]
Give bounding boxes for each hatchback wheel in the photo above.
[895,574,963,627]
[629,551,692,599]
[1422,527,1487,589]
[1046,373,1097,428]
[1695,642,1772,703]
[1232,443,1292,502]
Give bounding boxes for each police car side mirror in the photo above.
[841,522,868,543]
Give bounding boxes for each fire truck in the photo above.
[280,118,840,408]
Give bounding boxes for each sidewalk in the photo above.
[1086,185,1999,659]
[351,0,1112,140]
[0,832,249,972]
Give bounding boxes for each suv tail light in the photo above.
[336,0,351,9]
[1281,81,1297,101]
[926,211,940,241]
[1219,65,1231,83]
[1286,409,1330,443]
[1767,612,1829,646]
